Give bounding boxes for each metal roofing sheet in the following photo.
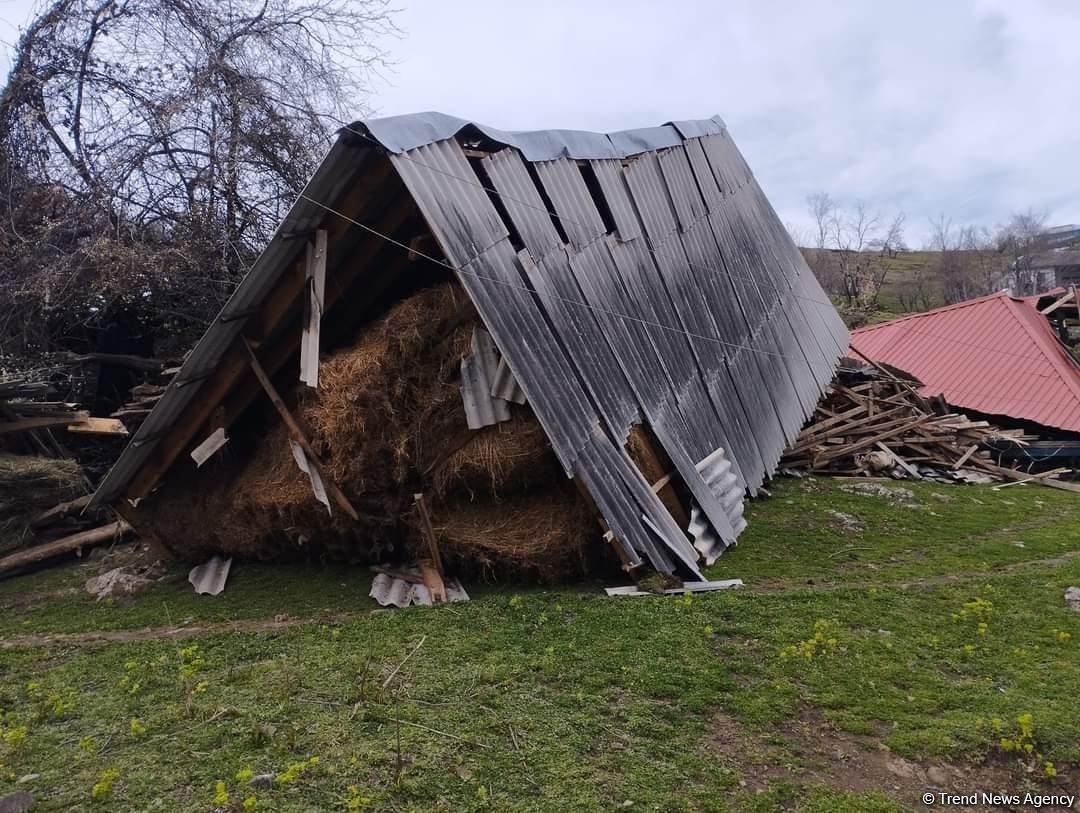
[850,291,1080,432]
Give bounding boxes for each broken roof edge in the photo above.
[351,111,728,162]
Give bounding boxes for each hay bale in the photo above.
[427,490,593,583]
[137,279,601,579]
[0,454,88,548]
[430,413,562,498]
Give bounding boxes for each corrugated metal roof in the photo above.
[91,112,848,576]
[850,291,1080,432]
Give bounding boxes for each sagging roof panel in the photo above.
[91,112,848,575]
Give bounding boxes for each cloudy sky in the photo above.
[2,0,1077,245]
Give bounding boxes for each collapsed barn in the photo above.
[88,113,849,582]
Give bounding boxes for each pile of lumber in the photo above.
[110,362,179,432]
[780,363,1037,485]
[0,371,127,442]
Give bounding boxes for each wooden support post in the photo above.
[243,338,359,521]
[413,493,446,602]
[412,493,443,574]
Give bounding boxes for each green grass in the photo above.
[1,478,1078,811]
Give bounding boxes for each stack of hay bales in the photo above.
[138,282,597,581]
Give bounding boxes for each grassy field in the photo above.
[1,477,1079,811]
[798,249,947,323]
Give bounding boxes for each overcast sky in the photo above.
[2,0,1078,246]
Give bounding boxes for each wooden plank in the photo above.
[875,441,923,479]
[1040,288,1076,315]
[985,464,1080,493]
[0,521,131,577]
[66,417,129,436]
[299,228,328,388]
[0,413,89,434]
[190,427,228,467]
[952,444,979,469]
[244,339,359,520]
[815,417,929,464]
[413,493,444,574]
[66,352,163,372]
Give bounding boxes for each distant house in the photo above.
[1028,249,1080,291]
[1042,223,1080,248]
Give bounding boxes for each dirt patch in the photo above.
[710,708,1075,810]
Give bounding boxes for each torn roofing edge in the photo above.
[354,111,728,162]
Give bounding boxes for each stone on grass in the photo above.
[85,568,153,600]
[1065,586,1080,612]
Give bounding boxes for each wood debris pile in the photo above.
[780,362,1035,485]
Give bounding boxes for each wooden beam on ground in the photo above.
[243,339,359,521]
[66,352,163,373]
[986,464,1080,494]
[875,441,923,479]
[0,521,131,577]
[952,444,979,469]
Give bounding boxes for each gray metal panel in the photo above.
[490,356,526,405]
[460,329,511,429]
[532,159,607,249]
[482,149,563,261]
[622,152,678,248]
[657,146,707,232]
[390,141,508,267]
[587,160,641,241]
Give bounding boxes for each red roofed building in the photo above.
[849,291,1080,433]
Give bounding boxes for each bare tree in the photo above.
[831,201,880,306]
[0,0,395,353]
[996,208,1050,295]
[807,192,835,250]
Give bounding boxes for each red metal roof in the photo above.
[849,291,1080,432]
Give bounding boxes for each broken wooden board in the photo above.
[66,417,129,436]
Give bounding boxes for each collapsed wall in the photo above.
[137,282,599,582]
